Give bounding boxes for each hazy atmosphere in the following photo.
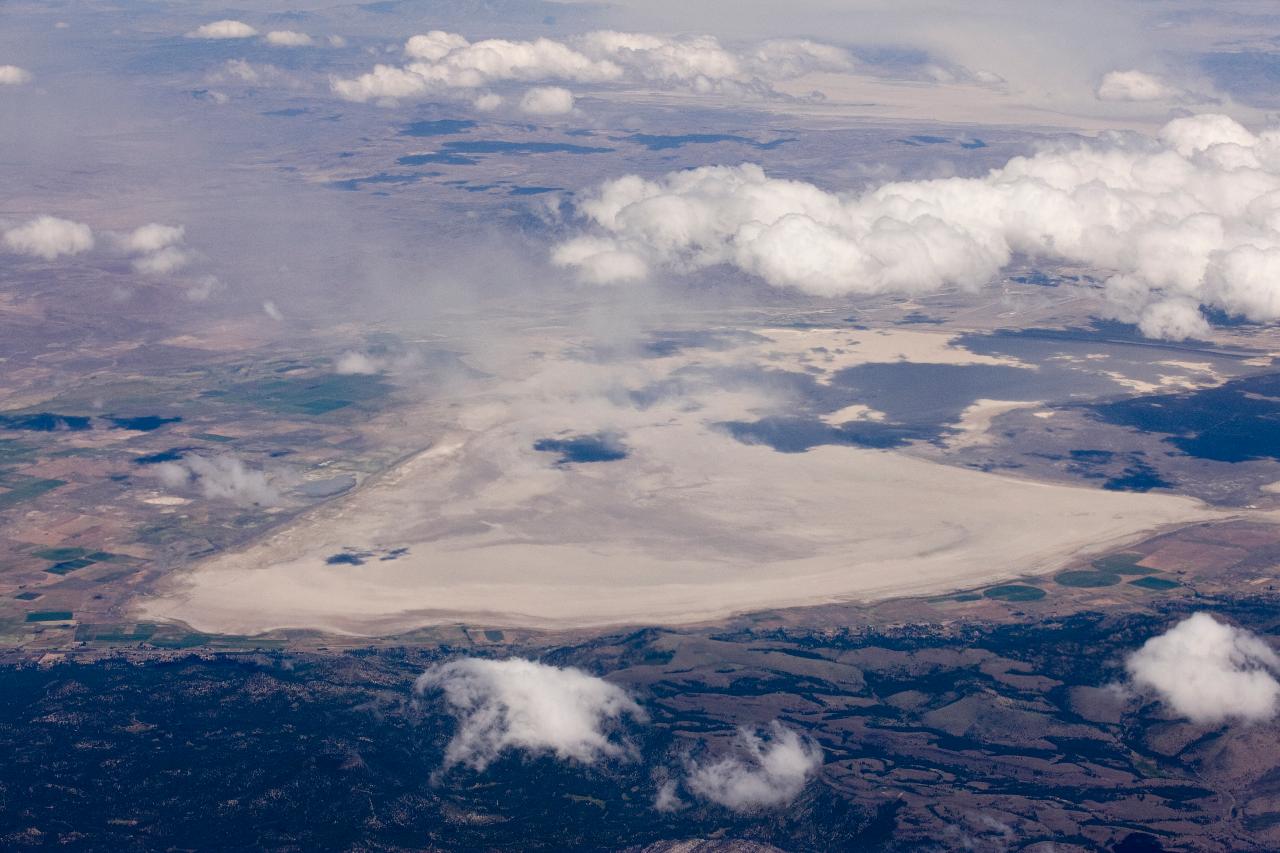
[6,1,1280,850]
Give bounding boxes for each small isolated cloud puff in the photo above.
[331,30,852,103]
[1096,70,1177,102]
[3,216,93,260]
[554,114,1280,341]
[654,778,685,812]
[265,31,313,47]
[334,349,423,375]
[334,351,382,374]
[0,65,33,85]
[416,658,646,772]
[121,223,184,254]
[185,275,220,302]
[133,246,190,275]
[119,223,190,275]
[519,86,574,115]
[210,59,295,87]
[1125,612,1280,724]
[686,722,822,812]
[154,454,282,507]
[186,20,258,40]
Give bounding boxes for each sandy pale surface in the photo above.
[139,328,1222,636]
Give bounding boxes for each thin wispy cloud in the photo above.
[154,454,284,508]
[684,722,823,811]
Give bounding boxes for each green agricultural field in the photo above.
[209,374,392,417]
[25,611,73,622]
[75,623,157,643]
[1091,553,1157,575]
[32,547,92,561]
[0,478,65,510]
[0,439,36,464]
[1054,570,1121,588]
[36,549,123,575]
[1129,576,1180,591]
[983,584,1047,602]
[46,559,93,575]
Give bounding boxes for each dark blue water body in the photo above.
[828,362,1055,425]
[401,119,477,137]
[397,152,478,166]
[1102,456,1174,492]
[1088,372,1280,462]
[628,365,847,412]
[900,311,944,324]
[641,329,769,357]
[897,135,987,149]
[330,173,426,191]
[437,139,614,155]
[509,186,560,196]
[534,433,628,464]
[1200,305,1259,328]
[721,417,937,452]
[109,416,181,432]
[956,321,1242,357]
[955,325,1257,389]
[133,448,195,465]
[394,140,612,172]
[637,360,1081,453]
[1008,272,1056,286]
[0,413,91,431]
[618,133,796,151]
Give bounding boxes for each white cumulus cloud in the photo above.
[555,113,1280,340]
[186,20,258,40]
[1125,612,1280,724]
[685,722,822,812]
[0,65,32,85]
[265,30,313,47]
[519,85,574,115]
[1096,69,1178,102]
[331,30,852,104]
[121,223,184,254]
[155,453,283,507]
[114,223,191,275]
[334,351,383,375]
[416,658,646,772]
[3,216,94,260]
